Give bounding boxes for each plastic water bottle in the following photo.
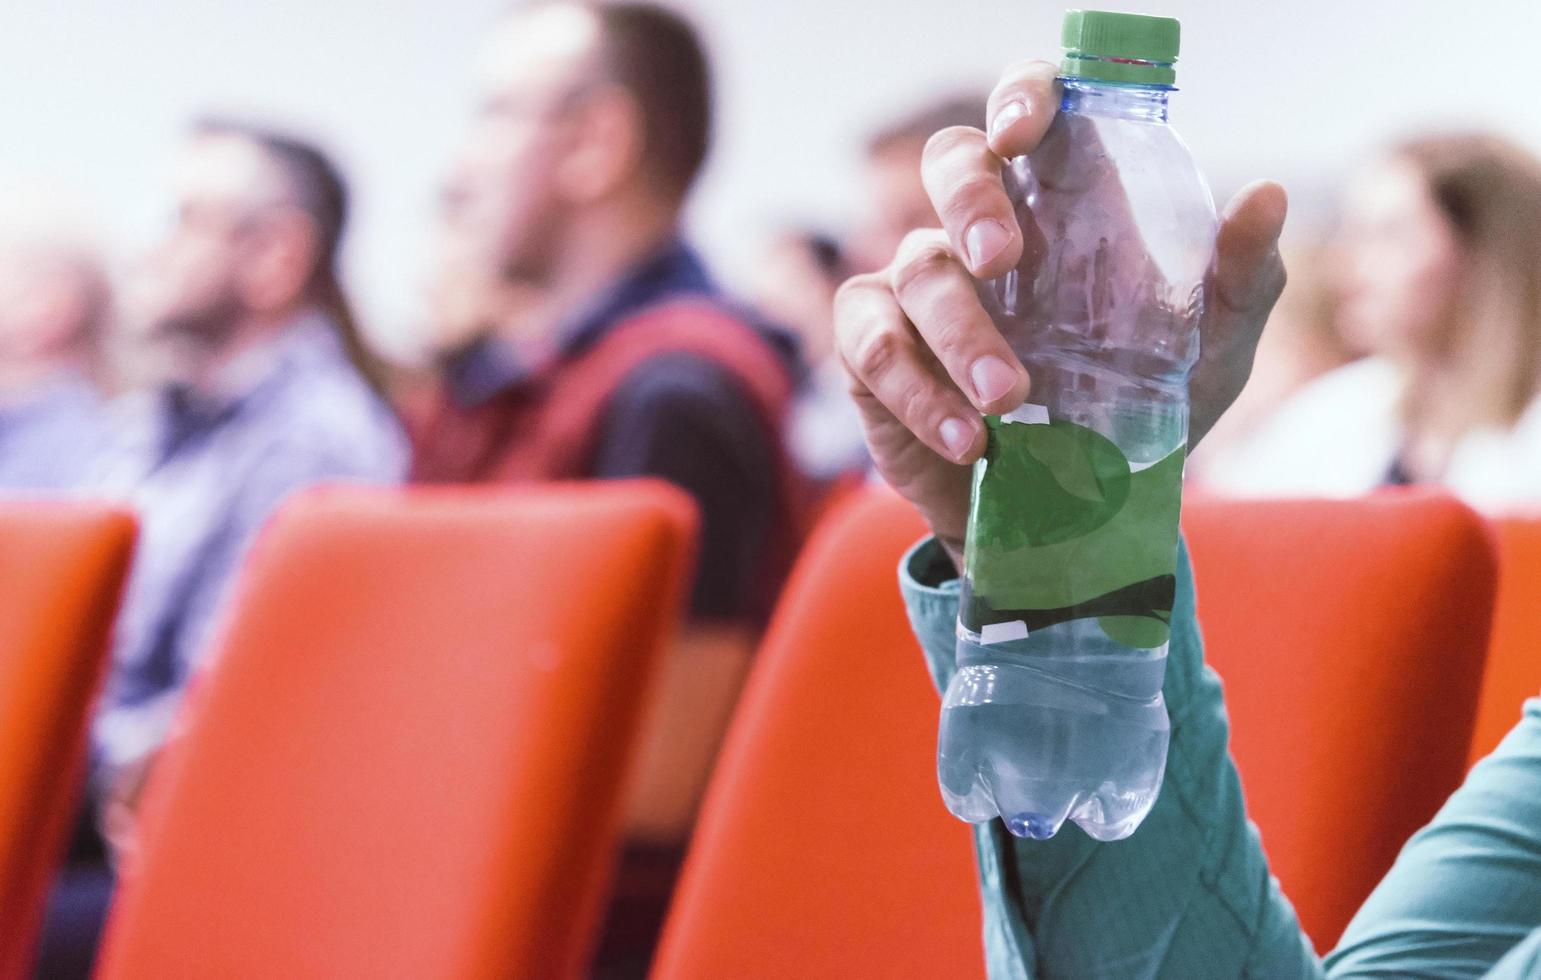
[938,9,1217,841]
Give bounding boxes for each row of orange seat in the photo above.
[1,483,696,980]
[0,484,1536,977]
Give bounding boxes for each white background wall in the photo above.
[4,0,1540,356]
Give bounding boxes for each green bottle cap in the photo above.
[1060,10,1180,87]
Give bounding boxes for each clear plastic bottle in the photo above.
[938,9,1217,841]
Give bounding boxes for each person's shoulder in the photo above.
[597,289,799,411]
[1505,392,1541,441]
[1251,357,1401,446]
[1285,357,1400,415]
[256,360,407,482]
[1444,393,1541,512]
[586,351,778,482]
[1199,358,1401,498]
[615,291,805,382]
[610,351,754,426]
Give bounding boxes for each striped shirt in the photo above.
[0,371,107,494]
[89,312,407,774]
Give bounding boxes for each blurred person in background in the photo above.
[845,93,987,275]
[748,229,867,484]
[36,119,407,980]
[420,173,548,361]
[403,3,801,972]
[389,178,547,402]
[1187,241,1359,485]
[769,94,987,495]
[748,229,844,367]
[1198,133,1541,510]
[0,181,111,493]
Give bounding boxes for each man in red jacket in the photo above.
[408,3,802,971]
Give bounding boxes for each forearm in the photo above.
[901,536,1321,978]
[1327,699,1541,978]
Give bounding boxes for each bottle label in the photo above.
[960,412,1184,648]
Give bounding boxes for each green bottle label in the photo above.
[961,412,1184,648]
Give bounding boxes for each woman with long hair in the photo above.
[1199,132,1541,509]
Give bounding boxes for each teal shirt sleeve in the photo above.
[901,535,1321,979]
[1327,698,1541,978]
[900,535,1541,979]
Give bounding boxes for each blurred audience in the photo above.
[401,3,802,972]
[750,229,844,365]
[749,229,867,483]
[0,182,111,493]
[24,6,1541,976]
[1196,133,1541,510]
[846,93,986,274]
[92,118,407,797]
[1187,241,1358,485]
[419,174,547,360]
[769,94,988,495]
[37,120,406,979]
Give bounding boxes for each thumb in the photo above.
[1212,180,1288,315]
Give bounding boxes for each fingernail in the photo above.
[970,355,1019,404]
[940,417,974,460]
[965,219,1011,271]
[990,101,1027,140]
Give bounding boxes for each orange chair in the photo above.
[0,503,135,980]
[95,482,696,980]
[651,487,983,980]
[1468,517,1541,765]
[1183,491,1496,951]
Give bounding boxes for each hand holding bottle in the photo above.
[835,61,1287,558]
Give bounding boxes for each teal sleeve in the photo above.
[1326,698,1541,979]
[1485,926,1541,980]
[898,535,966,694]
[899,536,1322,979]
[899,538,1037,979]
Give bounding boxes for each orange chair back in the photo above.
[1468,517,1541,765]
[0,503,135,980]
[1183,491,1496,950]
[96,482,696,980]
[652,488,983,980]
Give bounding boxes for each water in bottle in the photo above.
[938,9,1217,841]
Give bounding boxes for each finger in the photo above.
[1190,180,1288,443]
[1212,180,1289,316]
[985,60,1062,159]
[834,273,988,464]
[922,126,1021,279]
[889,229,1029,414]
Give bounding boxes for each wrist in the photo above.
[913,504,966,573]
[935,534,965,575]
[908,535,964,589]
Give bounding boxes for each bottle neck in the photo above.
[1060,77,1170,123]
